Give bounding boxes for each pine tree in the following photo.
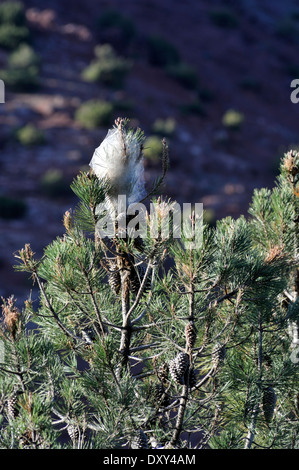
[0,118,299,449]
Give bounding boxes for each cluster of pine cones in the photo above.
[262,385,277,424]
[168,352,197,387]
[131,429,149,449]
[108,262,151,296]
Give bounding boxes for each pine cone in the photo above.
[188,367,197,388]
[169,358,182,384]
[212,343,226,368]
[81,328,95,344]
[6,395,17,420]
[67,423,79,442]
[169,352,189,385]
[129,267,140,295]
[129,265,151,295]
[157,362,169,384]
[153,383,169,407]
[185,321,197,349]
[262,386,277,424]
[108,264,121,295]
[176,352,189,376]
[131,430,149,449]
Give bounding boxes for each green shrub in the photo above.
[16,124,45,146]
[82,44,132,88]
[1,43,41,91]
[275,18,299,41]
[8,43,40,69]
[203,208,216,227]
[0,195,27,219]
[147,35,180,67]
[209,8,239,28]
[113,98,135,116]
[180,100,205,116]
[0,1,26,26]
[286,63,299,76]
[40,169,70,198]
[0,23,30,50]
[151,117,176,138]
[166,62,198,89]
[96,9,136,44]
[143,135,163,162]
[198,88,215,103]
[239,76,261,92]
[75,100,114,129]
[222,109,244,130]
[0,65,39,91]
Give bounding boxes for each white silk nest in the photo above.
[89,125,146,207]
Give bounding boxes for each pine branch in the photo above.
[244,319,263,449]
[33,272,82,344]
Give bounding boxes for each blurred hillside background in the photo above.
[1,0,299,305]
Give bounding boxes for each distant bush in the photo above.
[113,98,135,116]
[40,169,70,198]
[8,43,40,68]
[75,100,114,129]
[209,8,239,28]
[147,35,180,67]
[0,23,30,50]
[0,195,27,219]
[286,63,299,77]
[166,62,198,89]
[1,43,41,91]
[96,9,136,45]
[198,88,215,103]
[239,76,261,92]
[16,124,45,146]
[203,208,216,227]
[0,1,26,27]
[275,18,299,42]
[222,109,244,130]
[290,10,299,20]
[151,117,176,138]
[143,135,164,162]
[0,65,39,91]
[82,44,132,88]
[180,100,205,116]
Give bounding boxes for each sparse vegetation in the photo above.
[166,62,198,90]
[16,124,45,147]
[0,43,41,91]
[75,100,114,129]
[0,1,30,50]
[0,195,27,219]
[180,100,205,116]
[96,9,136,45]
[151,117,176,138]
[275,17,299,41]
[0,1,26,26]
[40,169,70,198]
[239,76,261,92]
[82,44,132,89]
[8,43,40,69]
[0,66,39,91]
[0,24,30,50]
[198,88,215,103]
[143,135,164,161]
[209,8,239,28]
[147,34,181,67]
[222,109,244,130]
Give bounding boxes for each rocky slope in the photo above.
[1,0,299,304]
